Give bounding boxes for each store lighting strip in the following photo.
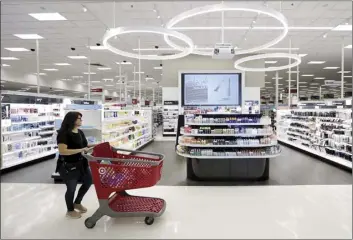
[102,26,194,60]
[164,2,289,56]
[234,53,301,72]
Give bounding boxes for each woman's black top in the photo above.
[57,129,88,163]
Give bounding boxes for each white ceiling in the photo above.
[1,0,352,98]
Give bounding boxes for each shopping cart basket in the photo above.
[82,142,166,229]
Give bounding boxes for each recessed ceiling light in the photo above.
[298,54,308,57]
[344,45,352,49]
[323,67,340,69]
[83,72,96,75]
[1,57,19,60]
[43,68,58,71]
[301,74,314,77]
[52,89,64,92]
[272,77,283,80]
[308,61,326,64]
[323,34,327,38]
[82,7,88,12]
[338,71,351,74]
[116,61,132,65]
[1,64,10,67]
[265,61,277,64]
[89,46,107,50]
[97,67,112,70]
[310,83,320,85]
[285,80,296,82]
[157,15,161,19]
[105,84,114,87]
[344,76,352,78]
[13,34,43,39]
[286,71,299,73]
[145,77,154,81]
[29,13,67,21]
[133,72,145,74]
[91,80,100,83]
[4,48,29,52]
[68,56,87,59]
[102,78,113,81]
[54,63,71,66]
[332,24,352,31]
[154,66,163,70]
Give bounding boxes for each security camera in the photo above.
[71,47,75,51]
[96,43,101,46]
[50,87,53,90]
[160,63,162,67]
[155,46,159,49]
[30,48,35,52]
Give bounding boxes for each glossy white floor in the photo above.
[1,183,352,239]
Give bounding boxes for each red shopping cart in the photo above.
[82,142,166,229]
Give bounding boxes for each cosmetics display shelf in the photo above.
[279,138,352,169]
[1,103,60,170]
[163,103,179,136]
[176,151,281,159]
[277,109,352,170]
[178,143,277,148]
[104,127,150,143]
[184,122,269,126]
[181,132,273,137]
[2,149,58,170]
[177,113,280,160]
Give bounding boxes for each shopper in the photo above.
[56,111,95,219]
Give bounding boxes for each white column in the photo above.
[288,39,292,107]
[296,64,299,100]
[152,87,155,103]
[88,56,91,99]
[138,38,141,106]
[319,86,322,100]
[341,41,345,98]
[35,39,40,94]
[125,74,128,104]
[119,64,122,102]
[275,71,279,109]
[133,65,136,98]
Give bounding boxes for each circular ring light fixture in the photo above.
[164,3,288,56]
[233,53,301,72]
[102,26,194,60]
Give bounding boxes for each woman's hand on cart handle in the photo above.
[82,147,94,154]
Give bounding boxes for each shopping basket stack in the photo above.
[82,142,166,228]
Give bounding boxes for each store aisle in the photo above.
[1,183,351,239]
[1,141,351,185]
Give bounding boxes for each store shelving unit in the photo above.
[1,104,58,170]
[277,108,352,170]
[177,111,281,181]
[163,101,179,136]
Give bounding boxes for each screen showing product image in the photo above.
[182,73,241,106]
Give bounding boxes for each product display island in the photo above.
[176,112,281,181]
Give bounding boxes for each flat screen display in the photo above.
[182,73,241,106]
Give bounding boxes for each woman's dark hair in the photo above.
[58,111,82,136]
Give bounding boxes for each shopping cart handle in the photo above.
[111,147,165,160]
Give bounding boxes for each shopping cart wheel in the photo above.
[85,217,96,229]
[144,217,154,225]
